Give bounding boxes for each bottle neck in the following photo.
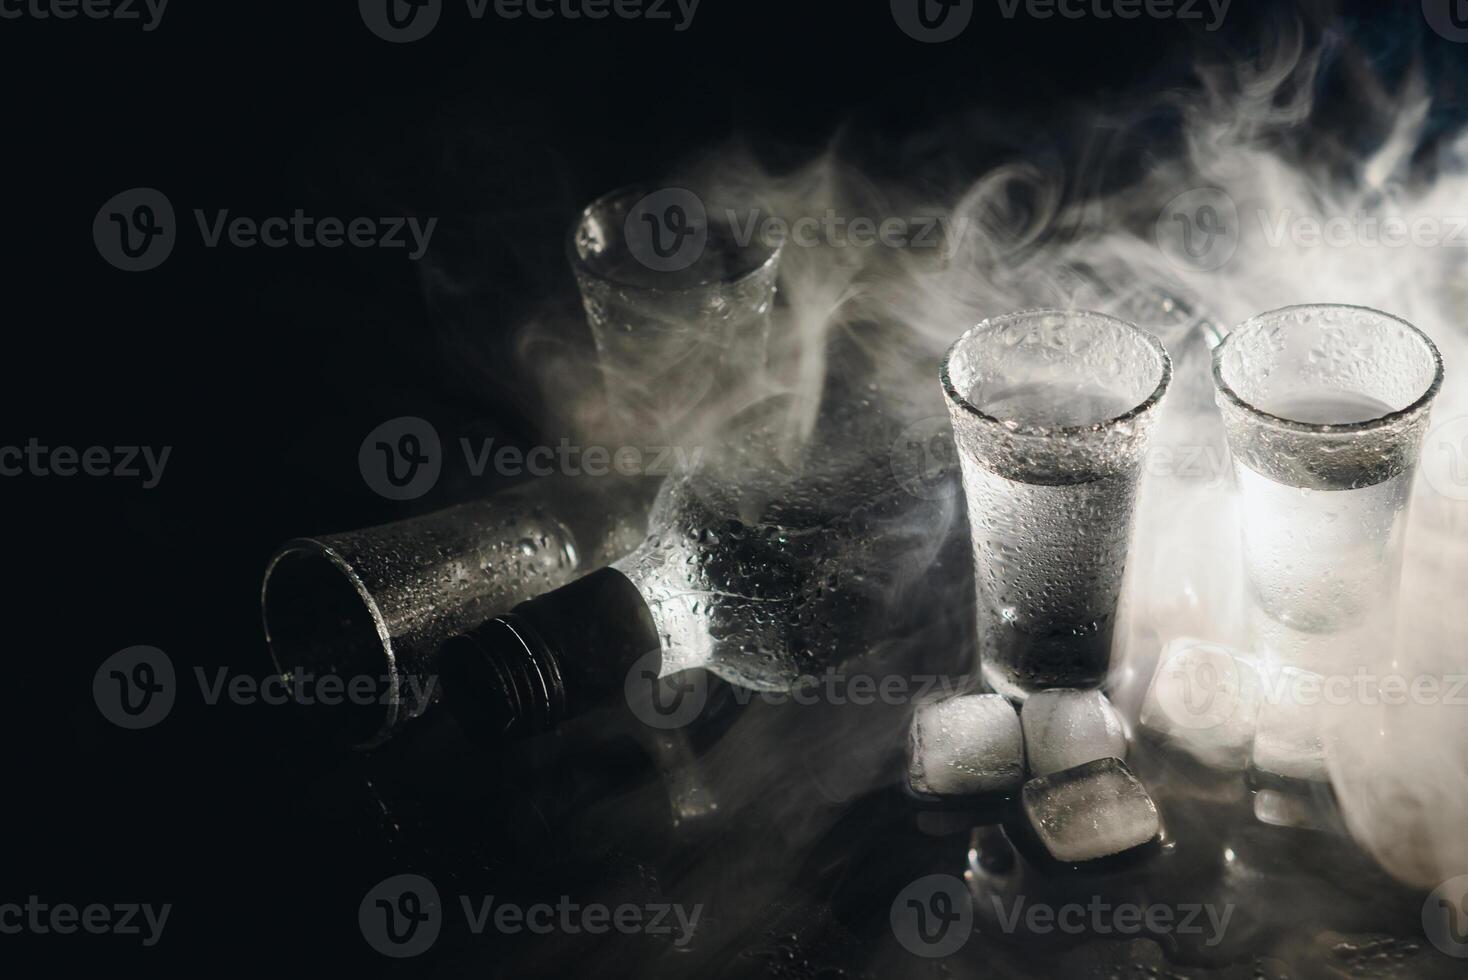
[441,567,660,742]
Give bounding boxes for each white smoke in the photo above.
[516,17,1468,889]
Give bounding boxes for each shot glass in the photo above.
[941,310,1172,701]
[569,184,783,444]
[1212,304,1443,662]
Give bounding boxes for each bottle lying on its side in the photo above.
[261,474,656,749]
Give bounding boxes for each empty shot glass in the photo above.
[941,310,1172,701]
[1212,304,1443,663]
[569,184,783,444]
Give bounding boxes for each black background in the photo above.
[0,0,1453,976]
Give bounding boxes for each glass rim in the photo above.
[1211,303,1445,435]
[939,308,1174,438]
[565,181,785,294]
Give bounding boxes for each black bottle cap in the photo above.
[440,567,660,743]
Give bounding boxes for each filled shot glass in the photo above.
[941,309,1172,700]
[1212,304,1443,666]
[569,184,783,445]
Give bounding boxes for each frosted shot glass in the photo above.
[941,310,1172,701]
[1212,305,1443,647]
[569,185,783,443]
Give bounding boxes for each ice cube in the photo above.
[1139,638,1263,768]
[1251,669,1327,783]
[1020,688,1127,775]
[1253,788,1332,832]
[1021,757,1160,862]
[907,694,1024,797]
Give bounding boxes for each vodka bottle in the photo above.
[442,358,966,742]
[261,473,656,748]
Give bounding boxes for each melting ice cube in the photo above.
[907,694,1024,797]
[1140,638,1263,769]
[1253,788,1333,832]
[1021,757,1160,862]
[1251,669,1327,783]
[1020,688,1127,776]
